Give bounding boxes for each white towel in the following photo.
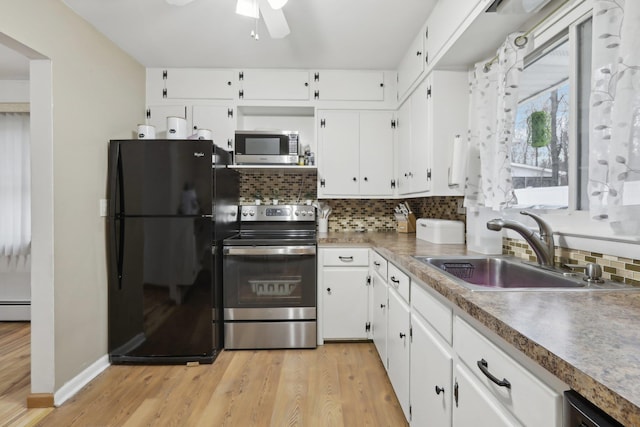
[449,135,467,187]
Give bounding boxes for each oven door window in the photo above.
[224,250,316,308]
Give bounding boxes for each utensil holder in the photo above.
[318,218,328,233]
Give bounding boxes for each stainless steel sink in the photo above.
[413,256,639,291]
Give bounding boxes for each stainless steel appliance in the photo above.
[223,205,317,349]
[564,391,623,427]
[106,139,239,364]
[234,130,299,165]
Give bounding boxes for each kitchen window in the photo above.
[510,15,592,211]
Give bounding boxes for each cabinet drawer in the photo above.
[388,263,410,303]
[370,251,388,281]
[322,248,369,267]
[411,283,452,345]
[454,317,562,427]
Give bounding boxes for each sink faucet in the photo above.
[486,211,555,267]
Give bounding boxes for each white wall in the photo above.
[0,0,145,395]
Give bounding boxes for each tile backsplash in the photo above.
[237,170,466,232]
[503,238,640,286]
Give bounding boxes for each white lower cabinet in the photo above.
[410,312,453,426]
[452,362,520,427]
[387,287,411,421]
[319,248,370,341]
[370,252,389,363]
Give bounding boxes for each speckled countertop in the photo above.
[318,231,640,426]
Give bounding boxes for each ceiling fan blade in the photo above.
[258,0,290,38]
[236,0,259,18]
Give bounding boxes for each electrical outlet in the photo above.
[99,199,108,217]
[457,199,466,214]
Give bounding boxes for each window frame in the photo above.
[501,0,640,257]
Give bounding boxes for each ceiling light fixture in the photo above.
[236,0,259,19]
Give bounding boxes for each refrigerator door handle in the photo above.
[115,147,125,290]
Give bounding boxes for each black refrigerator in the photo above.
[106,139,239,364]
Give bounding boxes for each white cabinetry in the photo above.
[238,69,310,101]
[397,25,428,101]
[454,317,563,426]
[319,248,370,341]
[370,251,389,363]
[192,105,235,151]
[397,80,432,195]
[453,362,519,427]
[317,110,395,198]
[163,68,235,100]
[410,283,454,427]
[313,70,385,101]
[386,264,411,421]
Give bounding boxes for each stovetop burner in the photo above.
[224,205,317,246]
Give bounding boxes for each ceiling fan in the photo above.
[165,0,290,39]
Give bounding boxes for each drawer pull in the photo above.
[338,256,354,262]
[373,261,381,267]
[435,385,445,395]
[477,359,511,389]
[399,332,406,339]
[390,276,400,284]
[380,304,386,309]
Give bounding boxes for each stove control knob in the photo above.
[295,211,300,216]
[242,211,248,216]
[249,211,255,216]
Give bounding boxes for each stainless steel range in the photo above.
[222,205,317,349]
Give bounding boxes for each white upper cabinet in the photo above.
[162,68,235,100]
[191,105,236,151]
[312,70,385,101]
[397,80,432,196]
[317,110,395,197]
[238,69,310,101]
[397,25,428,101]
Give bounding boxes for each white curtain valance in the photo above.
[589,0,640,235]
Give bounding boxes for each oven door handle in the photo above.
[224,246,317,256]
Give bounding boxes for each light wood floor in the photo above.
[1,323,407,427]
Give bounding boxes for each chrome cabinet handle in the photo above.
[338,256,354,262]
[477,359,511,389]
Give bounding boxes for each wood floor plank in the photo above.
[1,323,407,426]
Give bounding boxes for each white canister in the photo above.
[196,128,213,140]
[137,124,156,139]
[167,116,187,139]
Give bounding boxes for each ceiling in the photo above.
[0,43,30,80]
[61,0,438,70]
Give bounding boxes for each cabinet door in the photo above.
[410,80,432,194]
[317,110,360,196]
[314,70,384,101]
[146,105,189,138]
[163,68,235,100]
[322,268,369,340]
[240,69,310,100]
[396,100,412,195]
[410,313,453,427]
[192,105,236,151]
[371,272,388,363]
[387,288,411,421]
[453,363,521,427]
[359,111,394,196]
[397,27,427,100]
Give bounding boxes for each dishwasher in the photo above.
[564,391,623,427]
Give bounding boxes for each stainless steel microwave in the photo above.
[234,130,299,165]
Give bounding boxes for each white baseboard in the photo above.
[54,354,110,406]
[0,304,30,321]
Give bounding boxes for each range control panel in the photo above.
[239,205,316,222]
